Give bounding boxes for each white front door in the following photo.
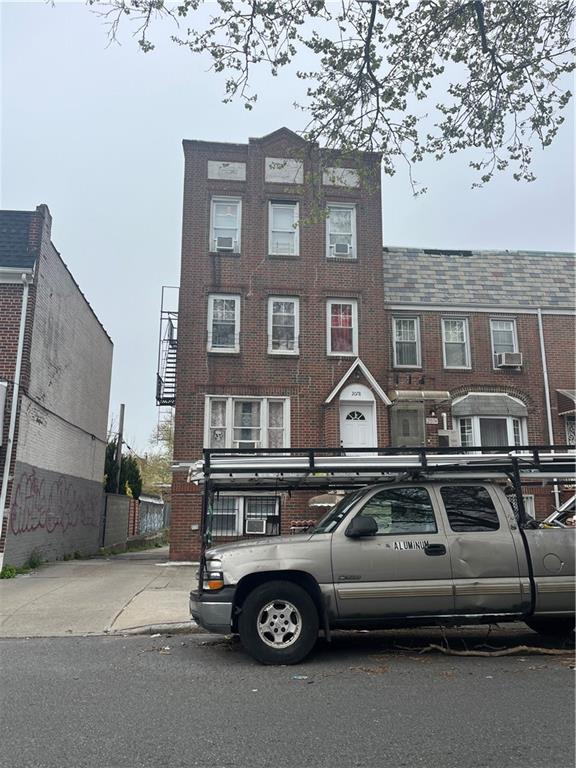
[340,403,375,449]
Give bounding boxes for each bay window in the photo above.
[327,299,358,356]
[268,297,299,354]
[205,396,290,449]
[458,415,526,449]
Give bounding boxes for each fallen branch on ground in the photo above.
[419,644,573,657]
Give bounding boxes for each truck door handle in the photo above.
[424,544,446,556]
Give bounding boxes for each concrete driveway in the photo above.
[0,547,199,637]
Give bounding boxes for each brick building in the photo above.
[0,205,113,568]
[167,128,575,561]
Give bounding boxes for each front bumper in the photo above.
[190,586,235,634]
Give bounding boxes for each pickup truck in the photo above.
[190,480,575,664]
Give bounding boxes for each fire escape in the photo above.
[156,286,179,410]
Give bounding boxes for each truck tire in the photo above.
[238,580,319,665]
[525,617,575,637]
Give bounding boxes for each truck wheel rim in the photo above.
[256,600,302,649]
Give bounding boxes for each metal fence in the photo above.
[139,500,170,535]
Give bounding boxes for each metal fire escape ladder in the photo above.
[156,286,179,407]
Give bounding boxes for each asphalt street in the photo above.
[1,629,574,768]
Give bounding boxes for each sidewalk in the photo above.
[0,547,201,638]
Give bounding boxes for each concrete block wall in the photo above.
[7,461,104,564]
[102,494,130,548]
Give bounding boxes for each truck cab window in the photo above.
[440,486,500,532]
[358,487,437,535]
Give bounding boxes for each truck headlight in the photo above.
[203,559,224,590]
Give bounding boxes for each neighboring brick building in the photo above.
[167,128,575,561]
[382,247,575,518]
[0,205,113,567]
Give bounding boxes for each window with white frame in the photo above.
[206,396,290,449]
[269,201,299,256]
[327,204,356,259]
[458,415,526,449]
[490,318,518,367]
[207,294,240,352]
[268,297,299,354]
[210,496,280,538]
[393,317,421,367]
[211,197,241,252]
[442,318,471,369]
[327,299,358,355]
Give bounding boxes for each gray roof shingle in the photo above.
[383,248,575,309]
[0,210,38,269]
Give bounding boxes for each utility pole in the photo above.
[114,404,125,494]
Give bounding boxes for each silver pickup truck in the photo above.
[190,480,575,664]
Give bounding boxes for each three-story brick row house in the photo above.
[168,128,575,561]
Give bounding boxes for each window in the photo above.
[207,294,240,352]
[357,487,437,535]
[269,202,299,256]
[458,415,525,449]
[566,414,576,446]
[205,396,290,448]
[268,297,299,354]
[440,486,500,532]
[211,497,240,536]
[327,299,358,356]
[327,204,356,259]
[442,318,470,368]
[211,197,241,252]
[490,319,518,367]
[210,496,280,538]
[393,317,421,367]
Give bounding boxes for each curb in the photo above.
[107,621,206,636]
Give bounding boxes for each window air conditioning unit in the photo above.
[245,519,267,535]
[334,243,351,256]
[274,243,294,256]
[216,236,234,251]
[496,352,523,368]
[235,441,261,449]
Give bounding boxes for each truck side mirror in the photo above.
[346,515,378,538]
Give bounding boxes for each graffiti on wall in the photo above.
[10,468,102,536]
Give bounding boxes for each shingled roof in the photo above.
[0,210,39,269]
[383,248,575,310]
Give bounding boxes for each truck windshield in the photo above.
[312,490,366,534]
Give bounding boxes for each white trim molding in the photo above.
[388,303,575,317]
[325,358,392,405]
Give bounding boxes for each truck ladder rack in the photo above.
[188,445,575,491]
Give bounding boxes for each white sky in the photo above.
[1,2,574,452]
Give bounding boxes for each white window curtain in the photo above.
[270,299,297,352]
[207,397,289,449]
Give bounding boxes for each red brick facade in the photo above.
[170,128,575,561]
